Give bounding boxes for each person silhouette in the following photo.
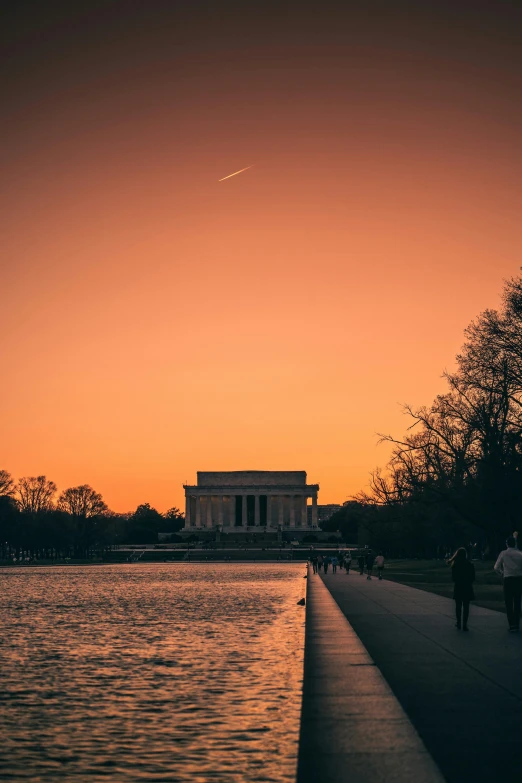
[365,550,375,580]
[448,547,475,631]
[494,535,522,631]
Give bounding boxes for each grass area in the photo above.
[383,559,506,613]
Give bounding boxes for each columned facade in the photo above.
[183,471,320,533]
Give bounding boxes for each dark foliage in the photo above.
[0,473,184,559]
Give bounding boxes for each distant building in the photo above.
[307,504,342,527]
[182,471,320,533]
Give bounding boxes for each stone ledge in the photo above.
[296,573,444,783]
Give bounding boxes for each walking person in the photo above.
[344,551,352,574]
[494,536,522,632]
[375,552,385,580]
[323,556,330,574]
[317,554,324,573]
[365,550,375,580]
[448,547,475,631]
[358,552,365,575]
[311,555,318,574]
[331,555,338,574]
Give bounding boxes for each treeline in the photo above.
[0,473,184,560]
[327,277,522,558]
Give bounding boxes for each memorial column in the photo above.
[302,495,308,527]
[195,496,201,528]
[254,494,260,526]
[266,495,272,527]
[242,495,248,527]
[278,496,284,527]
[185,494,191,528]
[218,495,224,527]
[290,496,295,527]
[206,496,213,528]
[312,493,318,527]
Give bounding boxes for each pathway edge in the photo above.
[295,570,445,783]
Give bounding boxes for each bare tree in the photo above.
[0,470,15,496]
[367,276,522,551]
[57,485,108,518]
[17,476,57,513]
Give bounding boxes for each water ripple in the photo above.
[0,563,305,782]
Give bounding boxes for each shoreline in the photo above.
[0,559,310,568]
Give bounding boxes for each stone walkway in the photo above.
[296,573,444,783]
[321,570,522,783]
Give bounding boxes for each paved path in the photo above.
[321,571,522,783]
[296,573,444,783]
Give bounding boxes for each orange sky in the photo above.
[2,2,522,512]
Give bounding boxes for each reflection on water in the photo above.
[0,563,306,782]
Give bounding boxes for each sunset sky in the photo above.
[2,1,522,512]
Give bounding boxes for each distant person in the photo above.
[375,552,385,580]
[311,555,318,574]
[449,547,475,631]
[344,551,352,574]
[323,556,330,574]
[365,551,375,580]
[331,555,338,574]
[494,536,522,632]
[317,554,324,572]
[358,553,365,575]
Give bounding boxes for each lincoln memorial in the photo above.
[183,471,319,533]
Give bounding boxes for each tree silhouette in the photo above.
[163,506,185,532]
[17,476,57,513]
[0,470,15,497]
[57,484,110,556]
[125,503,164,543]
[366,276,522,554]
[58,485,108,517]
[0,495,18,558]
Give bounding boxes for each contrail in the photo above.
[218,165,254,182]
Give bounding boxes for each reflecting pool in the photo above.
[0,563,306,782]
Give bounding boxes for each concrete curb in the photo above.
[296,571,445,782]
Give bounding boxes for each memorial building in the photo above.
[182,471,319,535]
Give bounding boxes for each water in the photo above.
[0,563,306,782]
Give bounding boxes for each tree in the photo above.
[0,494,19,557]
[57,485,108,517]
[163,506,185,532]
[321,501,364,543]
[364,276,522,554]
[57,484,110,556]
[125,503,164,543]
[17,476,57,513]
[0,470,15,497]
